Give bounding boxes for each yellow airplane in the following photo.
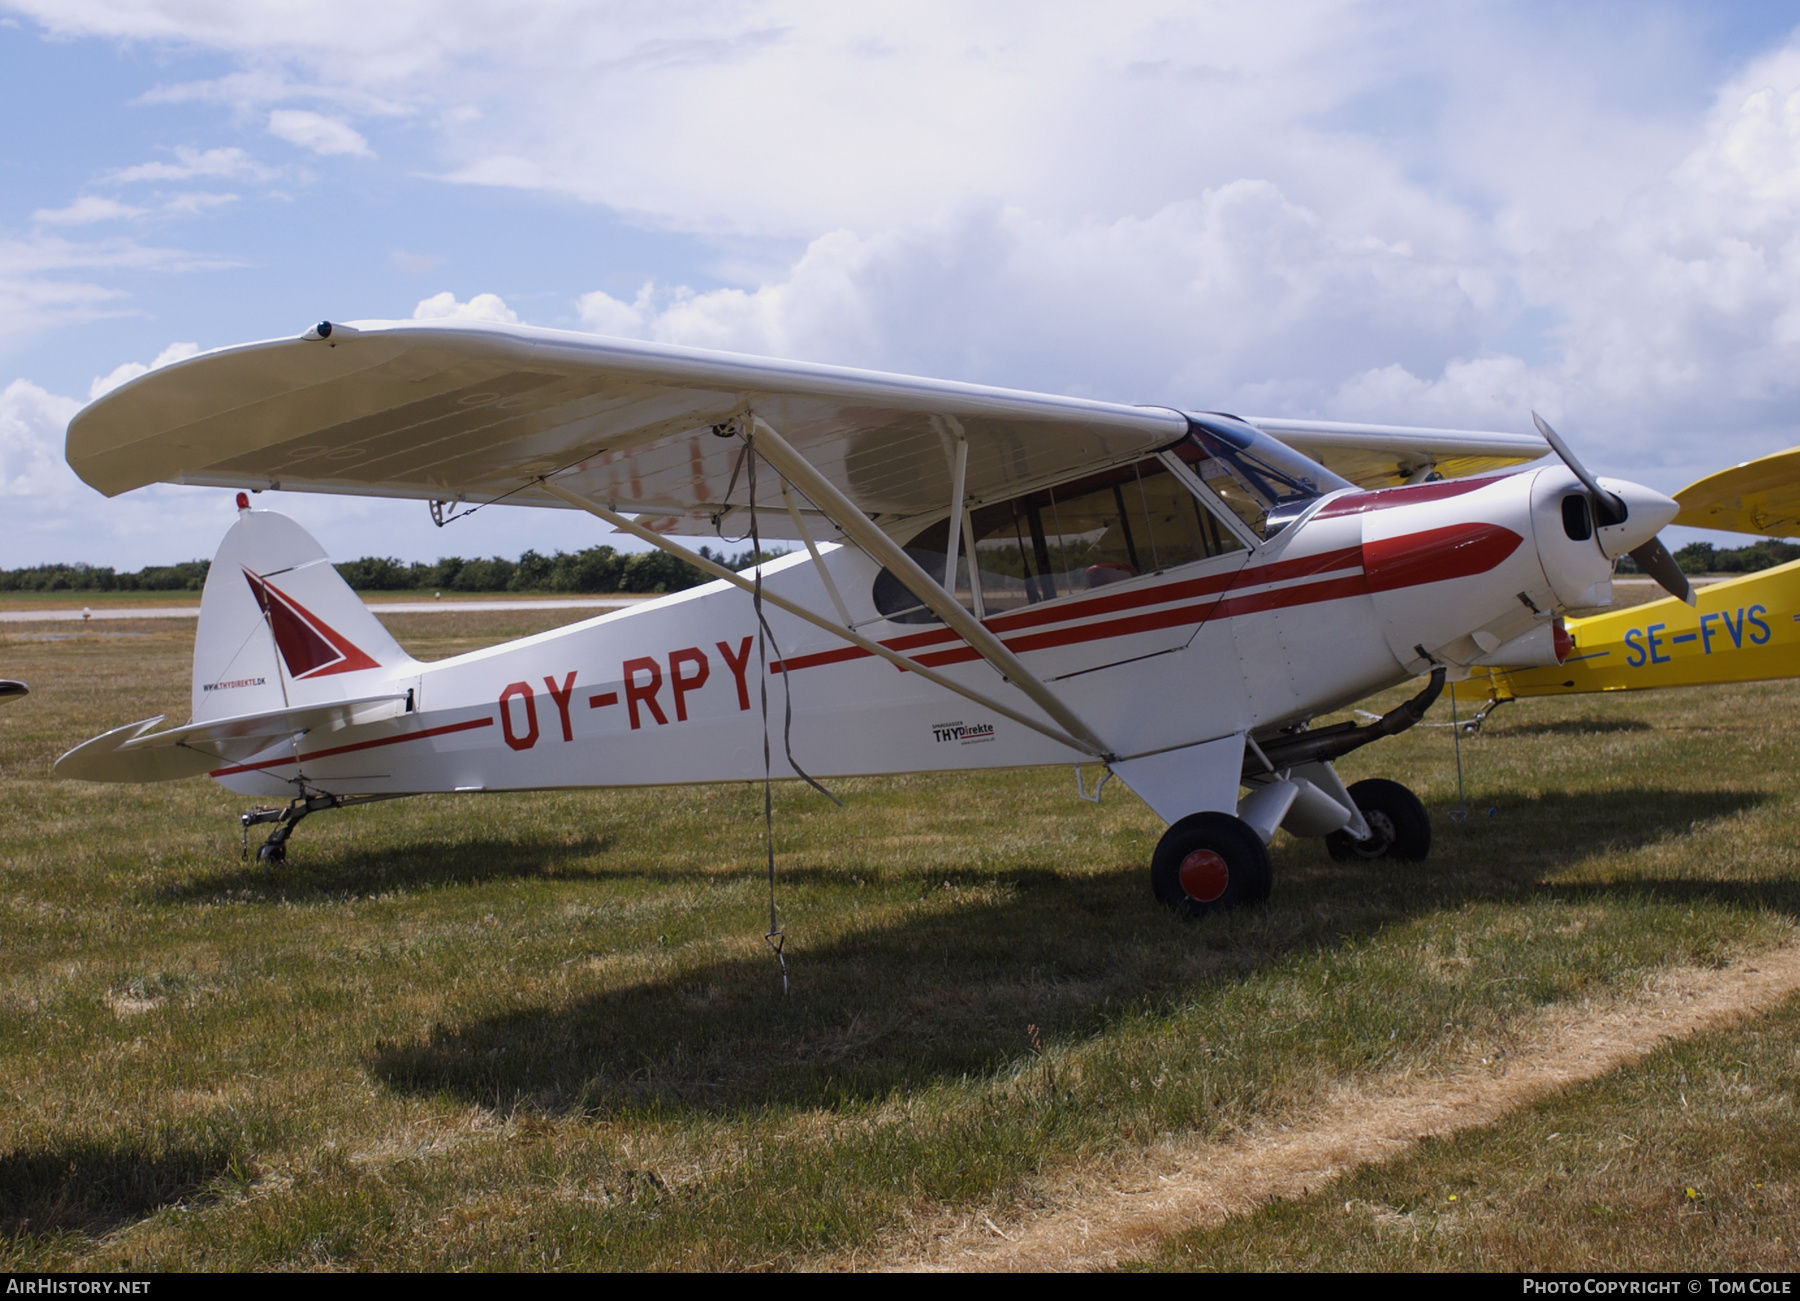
[1456,445,1800,715]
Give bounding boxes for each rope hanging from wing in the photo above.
[739,419,844,995]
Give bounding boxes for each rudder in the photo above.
[193,502,414,722]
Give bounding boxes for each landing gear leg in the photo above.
[239,791,397,863]
[1324,778,1431,862]
[241,798,322,863]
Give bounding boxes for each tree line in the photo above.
[10,534,1800,595]
[1614,538,1800,576]
[0,544,781,595]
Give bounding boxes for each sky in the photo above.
[4,1,1800,569]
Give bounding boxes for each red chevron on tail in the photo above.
[244,569,382,679]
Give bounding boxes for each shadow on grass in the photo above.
[0,1140,239,1241]
[370,785,1787,1117]
[1483,718,1654,738]
[152,833,617,902]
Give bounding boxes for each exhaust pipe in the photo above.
[1244,667,1446,777]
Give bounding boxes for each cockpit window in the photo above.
[872,456,1246,624]
[1170,412,1351,539]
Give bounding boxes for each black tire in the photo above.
[256,841,287,864]
[1150,811,1272,919]
[1324,777,1431,862]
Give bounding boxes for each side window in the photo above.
[870,518,976,625]
[873,458,1244,623]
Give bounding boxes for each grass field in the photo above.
[1,606,1797,1270]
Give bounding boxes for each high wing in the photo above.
[66,320,1552,536]
[1673,445,1800,538]
[1246,418,1548,490]
[67,320,1186,538]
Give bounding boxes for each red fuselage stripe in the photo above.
[209,715,495,776]
[772,515,1519,678]
[773,545,1369,673]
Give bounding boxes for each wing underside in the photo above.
[67,320,1555,540]
[67,321,1187,537]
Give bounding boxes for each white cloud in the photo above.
[1,2,1640,238]
[31,192,239,226]
[31,196,147,225]
[562,45,1800,495]
[0,234,236,358]
[0,378,81,504]
[1337,41,1800,483]
[135,67,410,118]
[12,1,1800,502]
[266,109,372,157]
[576,190,1486,405]
[158,192,239,217]
[412,291,518,323]
[575,283,656,338]
[101,146,275,185]
[87,342,202,402]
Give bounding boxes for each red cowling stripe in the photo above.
[1362,524,1521,593]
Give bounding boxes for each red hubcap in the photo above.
[1178,849,1230,903]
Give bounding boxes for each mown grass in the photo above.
[0,610,1797,1269]
[1144,993,1800,1271]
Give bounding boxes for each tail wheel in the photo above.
[1151,812,1272,918]
[1324,777,1431,862]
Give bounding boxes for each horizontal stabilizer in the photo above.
[56,694,409,783]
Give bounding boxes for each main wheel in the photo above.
[1150,811,1272,919]
[1324,777,1430,862]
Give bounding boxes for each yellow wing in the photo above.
[1247,418,1546,490]
[1673,444,1800,538]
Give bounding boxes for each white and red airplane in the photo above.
[54,319,1690,915]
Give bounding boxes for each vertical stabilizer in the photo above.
[192,503,414,722]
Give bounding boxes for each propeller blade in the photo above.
[1531,411,1628,527]
[1628,535,1696,606]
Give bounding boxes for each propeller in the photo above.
[1531,411,1695,606]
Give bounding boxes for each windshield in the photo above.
[1172,412,1352,538]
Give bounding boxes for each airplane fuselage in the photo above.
[205,464,1662,806]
